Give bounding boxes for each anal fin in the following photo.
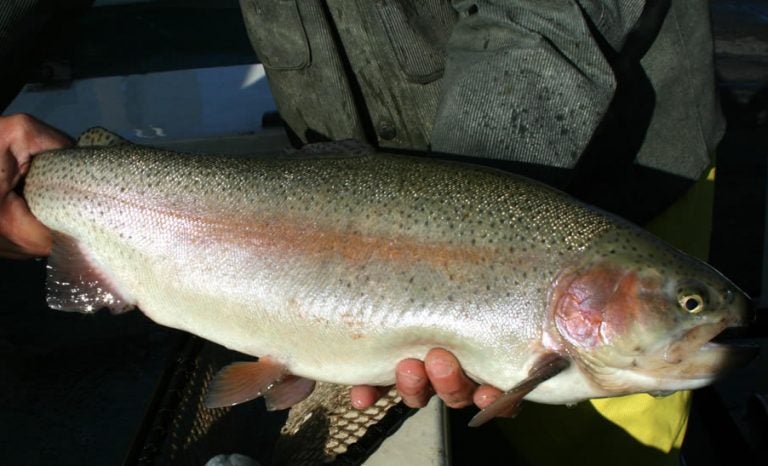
[46,231,133,314]
[468,353,570,427]
[205,357,315,410]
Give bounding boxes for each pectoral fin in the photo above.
[468,354,570,427]
[205,358,315,410]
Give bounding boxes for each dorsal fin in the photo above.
[282,139,374,158]
[77,127,131,147]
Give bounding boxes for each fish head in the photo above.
[549,228,756,395]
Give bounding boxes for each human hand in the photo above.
[0,113,73,259]
[350,348,509,416]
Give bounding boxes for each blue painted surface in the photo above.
[3,64,276,141]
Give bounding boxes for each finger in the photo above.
[2,114,73,171]
[0,190,51,258]
[395,358,432,408]
[349,385,391,410]
[424,348,477,409]
[474,385,521,419]
[473,384,505,410]
[0,147,19,195]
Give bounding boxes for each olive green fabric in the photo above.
[239,0,722,181]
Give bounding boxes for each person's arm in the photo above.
[0,113,72,259]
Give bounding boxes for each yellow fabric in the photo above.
[589,392,691,452]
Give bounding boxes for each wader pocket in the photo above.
[375,0,457,84]
[240,0,310,70]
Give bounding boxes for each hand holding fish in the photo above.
[0,114,71,258]
[351,348,508,415]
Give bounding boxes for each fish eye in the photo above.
[676,279,710,314]
[678,293,705,314]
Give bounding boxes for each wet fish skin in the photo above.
[23,139,752,413]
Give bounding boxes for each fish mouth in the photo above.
[703,322,761,370]
[664,322,759,380]
[695,341,759,370]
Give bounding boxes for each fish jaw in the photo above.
[642,289,758,388]
[657,340,759,387]
[547,228,756,395]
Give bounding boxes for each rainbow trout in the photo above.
[23,131,754,426]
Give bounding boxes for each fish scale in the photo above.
[23,135,753,424]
